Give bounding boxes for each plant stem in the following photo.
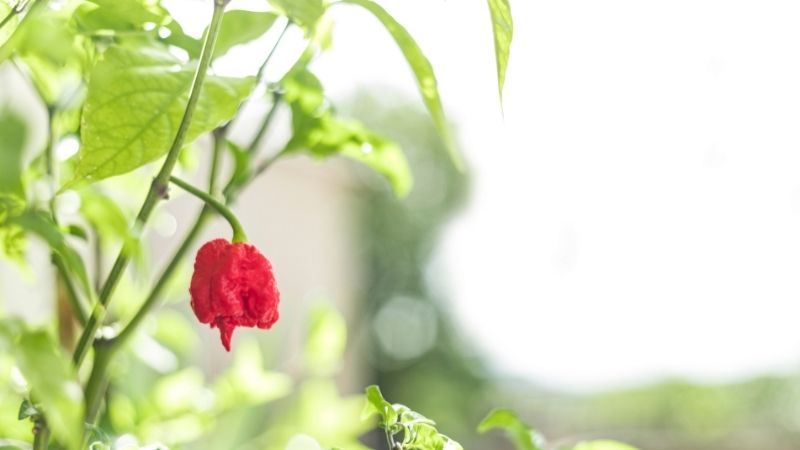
[53,255,87,326]
[170,175,248,243]
[92,226,103,293]
[113,132,226,353]
[82,341,112,424]
[32,420,49,450]
[256,21,290,83]
[224,20,290,135]
[43,105,58,222]
[246,91,282,154]
[71,0,229,368]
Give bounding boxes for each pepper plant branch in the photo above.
[115,93,283,353]
[82,135,225,424]
[83,20,289,421]
[53,255,87,326]
[71,0,229,368]
[246,90,282,153]
[111,132,226,354]
[223,19,291,135]
[170,175,248,243]
[31,420,49,450]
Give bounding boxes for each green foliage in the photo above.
[364,385,463,450]
[0,110,27,262]
[478,409,544,450]
[282,62,412,196]
[210,10,278,59]
[304,304,347,376]
[0,110,26,197]
[75,0,167,34]
[213,339,293,409]
[0,320,83,450]
[478,407,640,450]
[10,211,93,302]
[338,0,461,169]
[486,0,513,102]
[68,44,254,186]
[268,0,325,31]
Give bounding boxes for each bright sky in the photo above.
[179,0,800,391]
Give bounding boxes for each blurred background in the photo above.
[4,0,800,449]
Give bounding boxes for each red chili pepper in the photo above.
[189,238,280,351]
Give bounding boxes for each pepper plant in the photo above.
[0,0,515,448]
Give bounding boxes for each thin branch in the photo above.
[223,19,291,135]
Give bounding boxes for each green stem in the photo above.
[92,226,103,293]
[113,132,225,351]
[43,105,57,222]
[53,255,87,326]
[71,0,229,368]
[32,420,49,450]
[246,91,282,154]
[82,341,112,424]
[223,20,290,135]
[170,175,247,243]
[255,21,291,87]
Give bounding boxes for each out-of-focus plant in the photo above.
[363,385,462,450]
[478,409,637,450]
[0,0,516,448]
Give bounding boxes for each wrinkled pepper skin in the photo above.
[190,238,280,351]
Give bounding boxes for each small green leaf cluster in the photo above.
[478,408,638,450]
[363,385,463,450]
[0,320,83,450]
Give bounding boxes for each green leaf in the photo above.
[10,211,93,301]
[0,222,25,263]
[74,0,167,34]
[0,1,18,45]
[78,187,146,268]
[68,44,255,186]
[570,441,639,450]
[223,140,252,197]
[304,304,347,376]
[162,19,202,59]
[0,110,27,197]
[0,321,84,450]
[0,109,29,263]
[267,0,324,31]
[338,131,412,197]
[79,188,130,240]
[362,385,397,428]
[214,339,292,409]
[17,399,38,420]
[478,408,544,450]
[282,67,412,196]
[487,0,513,102]
[210,10,278,59]
[338,0,461,169]
[0,5,75,66]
